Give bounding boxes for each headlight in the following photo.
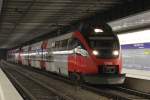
[92,50,99,55]
[112,50,119,56]
[94,28,103,33]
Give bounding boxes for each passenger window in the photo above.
[62,39,68,48]
[51,42,55,48]
[59,40,62,48]
[55,41,60,48]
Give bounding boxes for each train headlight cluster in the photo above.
[92,50,99,55]
[112,50,119,56]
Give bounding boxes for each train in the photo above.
[7,23,125,84]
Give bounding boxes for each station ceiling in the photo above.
[109,10,150,33]
[0,0,149,49]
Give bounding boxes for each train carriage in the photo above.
[20,46,29,66]
[13,48,20,64]
[7,23,125,84]
[29,42,43,69]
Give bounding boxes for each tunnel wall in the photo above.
[0,49,7,60]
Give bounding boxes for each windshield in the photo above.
[87,35,120,58]
[89,35,119,49]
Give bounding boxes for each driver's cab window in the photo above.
[68,38,85,50]
[68,38,79,49]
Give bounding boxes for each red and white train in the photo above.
[7,23,125,84]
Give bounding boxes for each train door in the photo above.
[53,40,66,75]
[46,41,56,73]
[58,39,69,76]
[18,48,23,64]
[24,46,29,66]
[28,46,32,66]
[41,40,48,70]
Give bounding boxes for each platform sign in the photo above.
[121,42,150,71]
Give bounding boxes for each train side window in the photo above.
[68,38,73,49]
[55,41,60,48]
[29,50,36,60]
[24,51,28,60]
[51,42,55,48]
[61,39,68,50]
[59,40,62,48]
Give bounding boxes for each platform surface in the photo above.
[0,68,23,100]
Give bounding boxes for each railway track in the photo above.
[20,64,149,100]
[1,61,150,100]
[111,86,150,99]
[1,64,74,100]
[82,85,150,100]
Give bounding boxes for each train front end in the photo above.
[76,23,125,84]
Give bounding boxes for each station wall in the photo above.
[0,49,7,60]
[118,29,150,80]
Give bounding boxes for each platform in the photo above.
[0,68,23,100]
[123,68,150,93]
